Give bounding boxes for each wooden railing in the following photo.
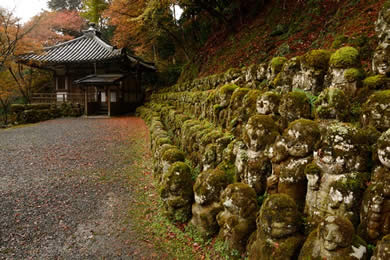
[31,93,96,104]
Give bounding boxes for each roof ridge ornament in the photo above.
[83,22,101,37]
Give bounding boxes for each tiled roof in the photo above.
[74,74,126,85]
[18,29,123,64]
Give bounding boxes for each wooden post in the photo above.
[107,87,111,117]
[84,87,88,116]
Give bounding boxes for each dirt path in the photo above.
[0,117,160,259]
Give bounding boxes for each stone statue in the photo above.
[359,129,390,243]
[299,215,367,260]
[248,194,304,260]
[191,168,230,237]
[371,234,390,260]
[160,162,194,222]
[216,183,258,254]
[242,115,279,194]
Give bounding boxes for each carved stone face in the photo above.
[284,119,320,157]
[319,216,354,251]
[373,42,390,75]
[243,115,278,152]
[314,123,364,175]
[378,129,390,168]
[256,92,280,115]
[306,171,321,191]
[259,194,300,239]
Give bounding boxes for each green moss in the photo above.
[304,163,321,176]
[157,137,173,146]
[365,90,390,104]
[329,46,360,68]
[217,161,237,184]
[344,68,365,82]
[363,75,389,89]
[230,88,250,103]
[272,72,282,86]
[270,57,288,73]
[162,148,186,163]
[220,83,239,94]
[330,172,370,195]
[213,104,225,113]
[286,90,311,106]
[302,49,332,70]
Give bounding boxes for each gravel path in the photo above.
[0,117,156,259]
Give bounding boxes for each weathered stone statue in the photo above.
[371,234,390,260]
[273,56,301,93]
[160,162,194,222]
[278,91,312,129]
[242,115,279,194]
[214,84,238,127]
[216,183,258,254]
[373,5,390,75]
[191,168,230,237]
[305,122,370,226]
[293,49,331,95]
[359,129,390,243]
[277,119,320,209]
[256,91,281,120]
[248,194,304,260]
[299,215,368,260]
[361,90,390,132]
[314,87,350,121]
[227,87,250,137]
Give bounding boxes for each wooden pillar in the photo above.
[107,87,111,117]
[84,87,88,116]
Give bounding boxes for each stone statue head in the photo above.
[378,129,390,168]
[319,216,354,251]
[284,119,320,157]
[256,91,281,115]
[242,115,279,152]
[258,194,300,239]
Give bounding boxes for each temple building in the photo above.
[17,24,155,116]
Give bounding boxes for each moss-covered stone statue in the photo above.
[325,46,364,97]
[278,91,312,129]
[293,49,331,95]
[314,87,350,121]
[305,123,371,226]
[214,84,239,127]
[160,162,194,222]
[241,115,279,194]
[248,194,304,260]
[273,56,301,93]
[256,91,281,120]
[267,57,288,83]
[227,87,250,137]
[191,169,230,237]
[276,119,320,209]
[216,183,258,254]
[373,4,390,75]
[359,129,390,243]
[298,215,368,260]
[361,90,390,132]
[371,234,390,260]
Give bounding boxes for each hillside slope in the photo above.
[180,0,385,82]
